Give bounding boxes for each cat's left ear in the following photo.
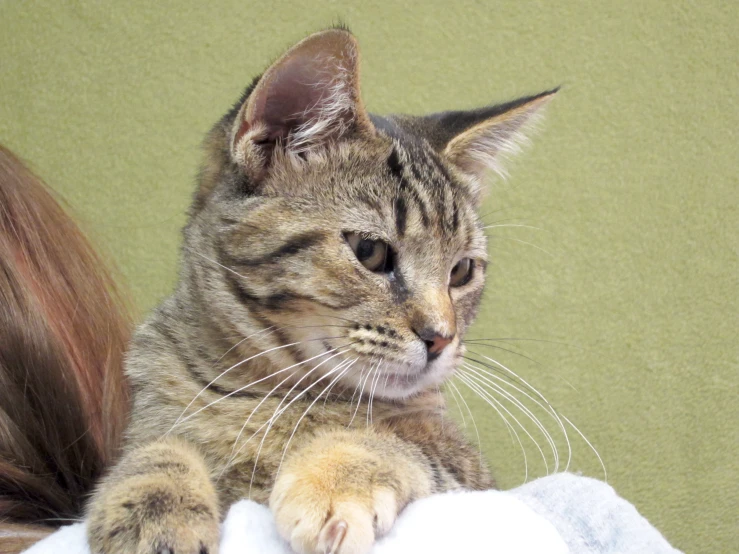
[423,89,557,190]
[230,29,374,180]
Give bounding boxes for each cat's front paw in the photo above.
[87,474,220,554]
[270,462,399,554]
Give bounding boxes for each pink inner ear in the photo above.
[262,55,328,130]
[246,50,353,145]
[231,29,372,172]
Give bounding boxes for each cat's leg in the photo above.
[270,428,438,554]
[87,437,219,554]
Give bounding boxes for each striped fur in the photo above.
[87,28,553,554]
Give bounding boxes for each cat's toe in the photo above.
[275,493,397,554]
[315,502,375,554]
[318,517,348,554]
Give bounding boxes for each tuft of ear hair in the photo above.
[231,29,374,180]
[420,89,558,192]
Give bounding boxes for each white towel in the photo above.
[22,473,681,554]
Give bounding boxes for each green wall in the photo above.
[1,1,736,551]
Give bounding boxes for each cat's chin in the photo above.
[352,359,455,401]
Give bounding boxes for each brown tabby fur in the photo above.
[83,28,555,554]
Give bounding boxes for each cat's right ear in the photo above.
[413,89,558,202]
[230,29,374,180]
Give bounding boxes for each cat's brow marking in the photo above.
[387,147,431,233]
[235,230,325,267]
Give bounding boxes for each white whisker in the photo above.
[273,359,358,482]
[173,339,351,428]
[243,354,354,472]
[466,352,572,472]
[347,363,368,413]
[348,358,377,428]
[485,234,555,257]
[447,380,483,469]
[460,367,553,474]
[561,413,607,482]
[169,325,279,431]
[459,368,548,476]
[367,359,384,427]
[481,223,547,232]
[223,347,352,472]
[248,357,356,497]
[447,382,467,427]
[195,252,247,279]
[455,372,529,483]
[323,357,349,407]
[461,363,560,471]
[346,357,376,421]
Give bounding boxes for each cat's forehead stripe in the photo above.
[386,142,469,244]
[386,147,431,233]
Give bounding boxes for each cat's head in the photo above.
[185,29,554,400]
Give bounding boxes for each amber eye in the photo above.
[450,258,474,287]
[345,232,393,273]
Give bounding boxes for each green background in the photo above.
[1,1,736,551]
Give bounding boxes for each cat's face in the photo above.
[186,29,553,400]
[210,136,486,399]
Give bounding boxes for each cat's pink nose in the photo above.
[428,334,452,354]
[416,328,454,361]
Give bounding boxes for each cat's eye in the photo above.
[345,232,393,273]
[450,258,474,287]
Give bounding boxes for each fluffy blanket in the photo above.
[23,473,680,554]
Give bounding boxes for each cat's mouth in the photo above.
[333,351,454,400]
[306,333,458,399]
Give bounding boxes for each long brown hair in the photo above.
[0,145,131,551]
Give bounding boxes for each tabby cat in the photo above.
[87,28,555,554]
